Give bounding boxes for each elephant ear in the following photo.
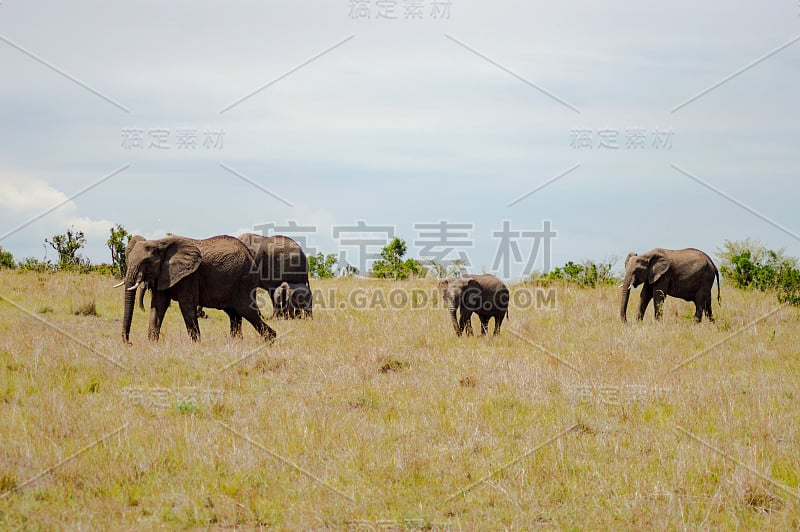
[648,254,670,284]
[463,278,482,310]
[437,279,450,298]
[157,239,201,289]
[125,235,145,260]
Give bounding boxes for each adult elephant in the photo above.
[238,233,312,317]
[438,274,509,336]
[620,248,720,323]
[120,235,276,343]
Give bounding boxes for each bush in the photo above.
[88,263,116,276]
[309,252,337,279]
[538,259,618,288]
[370,238,425,280]
[717,239,800,306]
[17,257,56,273]
[73,301,98,317]
[0,246,15,269]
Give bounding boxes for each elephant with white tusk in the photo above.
[120,234,276,344]
[620,247,720,323]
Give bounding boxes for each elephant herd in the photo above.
[118,235,720,344]
[119,233,311,344]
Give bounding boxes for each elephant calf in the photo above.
[272,282,312,319]
[438,274,509,336]
[620,247,720,323]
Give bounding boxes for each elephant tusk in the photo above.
[113,281,125,288]
[127,281,141,291]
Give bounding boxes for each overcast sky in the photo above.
[1,1,798,279]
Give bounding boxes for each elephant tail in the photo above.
[716,267,721,304]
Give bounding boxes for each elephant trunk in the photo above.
[449,305,460,335]
[122,265,141,343]
[620,271,632,323]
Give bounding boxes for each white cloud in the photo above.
[0,175,118,261]
[0,178,68,214]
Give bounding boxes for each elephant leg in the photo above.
[148,291,170,342]
[690,292,705,322]
[238,304,276,342]
[178,300,200,341]
[637,285,653,321]
[493,313,505,335]
[479,316,489,336]
[224,309,243,338]
[653,289,666,320]
[461,310,473,336]
[705,293,715,322]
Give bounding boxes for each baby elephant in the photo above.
[438,274,509,336]
[272,281,313,319]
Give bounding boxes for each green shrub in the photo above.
[717,239,800,306]
[0,246,15,269]
[538,259,618,288]
[370,238,425,280]
[308,252,337,279]
[17,257,56,273]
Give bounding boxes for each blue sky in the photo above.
[1,1,798,279]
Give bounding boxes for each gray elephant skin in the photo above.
[124,235,151,312]
[122,235,276,343]
[620,247,720,323]
[238,233,312,318]
[438,274,509,336]
[272,281,312,319]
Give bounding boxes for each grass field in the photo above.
[0,270,798,528]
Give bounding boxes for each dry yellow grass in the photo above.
[0,270,798,528]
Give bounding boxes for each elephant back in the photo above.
[239,233,309,287]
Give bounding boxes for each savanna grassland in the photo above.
[0,270,798,529]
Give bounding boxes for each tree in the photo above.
[371,237,425,280]
[308,252,337,279]
[107,224,131,277]
[0,245,14,269]
[46,227,87,270]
